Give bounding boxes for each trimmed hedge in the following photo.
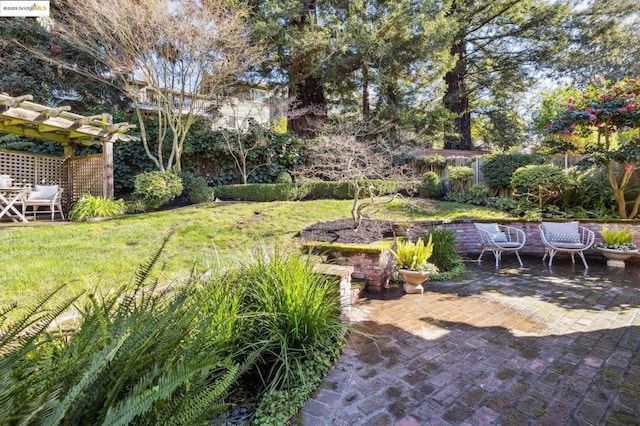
[214,183,298,202]
[215,180,415,202]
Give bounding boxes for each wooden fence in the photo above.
[419,153,585,187]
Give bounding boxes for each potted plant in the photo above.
[390,235,439,294]
[595,224,638,267]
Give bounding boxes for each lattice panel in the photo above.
[0,150,36,187]
[68,154,104,203]
[34,156,66,186]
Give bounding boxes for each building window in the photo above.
[227,115,236,129]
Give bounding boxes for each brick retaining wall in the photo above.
[305,220,640,292]
[406,220,640,258]
[326,250,394,292]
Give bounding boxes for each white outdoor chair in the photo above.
[22,185,65,221]
[539,222,595,268]
[474,223,526,268]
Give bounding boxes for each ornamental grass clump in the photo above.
[597,225,638,251]
[425,228,466,280]
[236,250,345,392]
[390,234,438,273]
[69,194,125,221]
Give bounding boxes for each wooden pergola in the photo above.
[0,94,135,200]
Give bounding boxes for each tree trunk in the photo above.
[362,63,370,120]
[287,75,327,135]
[287,0,327,135]
[443,37,472,150]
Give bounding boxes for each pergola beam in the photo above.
[0,122,74,144]
[0,94,33,107]
[0,94,134,145]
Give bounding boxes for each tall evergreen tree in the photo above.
[248,0,452,137]
[553,0,640,85]
[441,0,569,150]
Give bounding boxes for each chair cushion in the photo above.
[491,232,508,243]
[28,185,58,201]
[548,232,581,244]
[495,241,521,248]
[551,242,585,249]
[543,221,579,235]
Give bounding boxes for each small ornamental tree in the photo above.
[511,164,572,211]
[543,77,640,218]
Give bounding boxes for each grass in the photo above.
[0,198,511,310]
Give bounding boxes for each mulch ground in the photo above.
[299,219,395,244]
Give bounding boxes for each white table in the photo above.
[0,187,29,223]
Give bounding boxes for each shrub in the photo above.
[486,196,518,213]
[448,166,474,192]
[215,183,298,202]
[214,180,408,202]
[298,179,405,200]
[418,172,440,198]
[0,243,346,426]
[179,171,213,204]
[114,139,157,196]
[417,154,447,168]
[469,184,489,205]
[254,354,333,425]
[481,153,546,190]
[599,225,637,250]
[275,171,293,184]
[390,235,435,272]
[511,164,572,210]
[133,171,183,210]
[554,168,616,218]
[69,194,125,221]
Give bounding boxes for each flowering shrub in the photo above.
[543,77,640,218]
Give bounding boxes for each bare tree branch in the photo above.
[53,0,264,172]
[294,120,414,229]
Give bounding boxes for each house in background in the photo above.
[134,81,286,131]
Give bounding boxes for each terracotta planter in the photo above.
[398,269,430,294]
[596,247,638,268]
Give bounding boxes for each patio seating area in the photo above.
[0,184,65,222]
[299,256,640,425]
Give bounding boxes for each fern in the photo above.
[132,232,173,289]
[0,302,18,328]
[43,331,130,425]
[0,284,78,351]
[600,225,636,245]
[164,350,261,426]
[389,234,435,271]
[103,358,226,426]
[162,364,239,426]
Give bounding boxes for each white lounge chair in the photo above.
[475,223,526,268]
[539,222,594,268]
[22,185,65,221]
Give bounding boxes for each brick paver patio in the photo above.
[298,256,640,425]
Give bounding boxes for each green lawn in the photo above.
[1,198,512,310]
